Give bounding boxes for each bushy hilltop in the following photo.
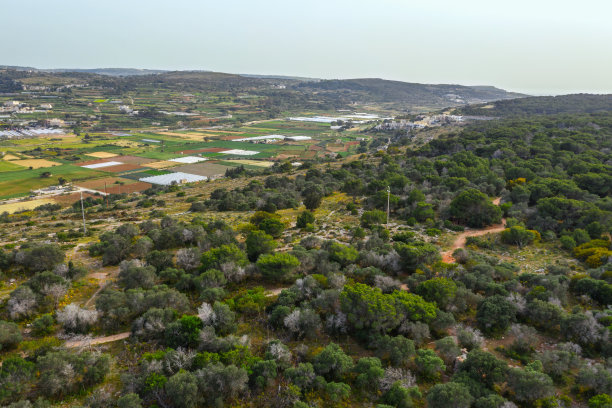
[297,78,525,106]
[453,94,612,117]
[0,108,610,407]
[0,68,524,112]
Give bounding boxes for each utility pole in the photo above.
[386,186,390,226]
[104,182,109,208]
[80,191,87,234]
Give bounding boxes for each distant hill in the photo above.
[45,68,169,76]
[0,66,527,112]
[0,66,168,77]
[454,94,612,117]
[295,78,526,110]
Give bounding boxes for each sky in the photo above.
[3,0,612,95]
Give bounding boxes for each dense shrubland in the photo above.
[0,109,610,407]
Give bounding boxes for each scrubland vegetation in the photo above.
[0,84,610,408]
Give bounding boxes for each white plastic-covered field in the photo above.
[285,136,312,141]
[169,156,208,164]
[220,149,259,156]
[233,135,285,142]
[81,161,124,169]
[139,172,207,185]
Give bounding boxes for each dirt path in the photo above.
[265,287,287,297]
[441,197,505,263]
[83,266,118,308]
[64,332,130,348]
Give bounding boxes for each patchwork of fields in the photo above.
[0,118,368,207]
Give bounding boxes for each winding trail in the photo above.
[441,197,505,263]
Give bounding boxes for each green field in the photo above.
[0,161,24,172]
[0,165,104,199]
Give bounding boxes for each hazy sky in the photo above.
[4,0,612,95]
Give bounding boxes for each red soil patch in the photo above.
[276,154,299,160]
[101,164,143,173]
[309,145,324,151]
[53,192,99,205]
[76,177,136,190]
[113,155,157,165]
[104,182,152,194]
[326,144,345,152]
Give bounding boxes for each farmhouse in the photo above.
[47,118,65,127]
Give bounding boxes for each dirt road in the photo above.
[441,197,505,263]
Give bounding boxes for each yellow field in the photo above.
[0,198,57,214]
[147,160,178,169]
[12,159,62,169]
[111,140,140,147]
[228,159,275,168]
[158,131,209,140]
[85,151,118,158]
[1,154,20,161]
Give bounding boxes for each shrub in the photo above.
[55,304,98,333]
[0,321,22,350]
[256,252,300,282]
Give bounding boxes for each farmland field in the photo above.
[0,94,372,203]
[12,159,62,169]
[0,161,24,172]
[169,162,231,177]
[0,197,57,214]
[85,151,118,158]
[0,165,104,199]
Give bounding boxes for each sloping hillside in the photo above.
[295,78,525,108]
[454,93,612,116]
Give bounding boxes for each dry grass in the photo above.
[228,159,275,168]
[12,159,62,169]
[85,152,118,159]
[147,160,179,169]
[1,154,20,161]
[111,140,140,148]
[158,131,209,140]
[0,198,57,214]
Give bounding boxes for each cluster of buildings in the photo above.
[1,100,54,113]
[119,105,139,116]
[374,120,425,131]
[374,114,465,132]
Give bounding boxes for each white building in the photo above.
[4,101,20,107]
[48,118,65,127]
[39,104,53,110]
